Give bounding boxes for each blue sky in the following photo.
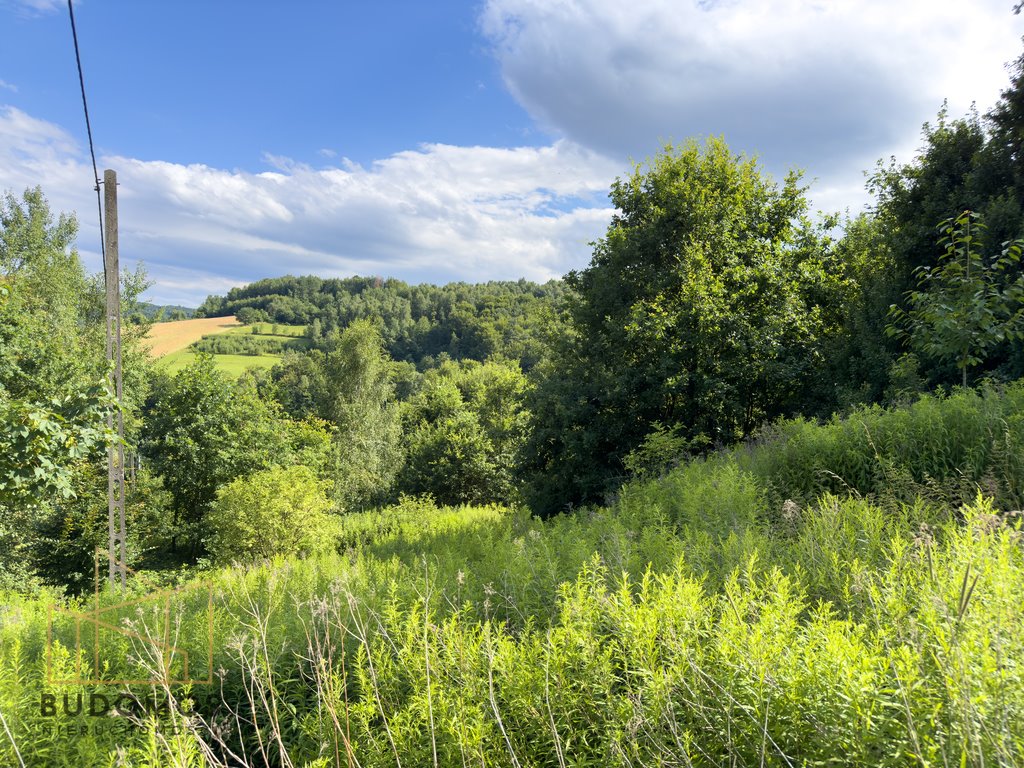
[1,0,1023,306]
[1,1,540,168]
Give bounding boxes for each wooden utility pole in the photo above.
[103,168,127,589]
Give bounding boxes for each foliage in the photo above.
[739,380,1024,511]
[622,421,695,479]
[12,61,1024,760]
[0,187,104,403]
[321,320,404,511]
[234,305,268,325]
[4,391,1024,765]
[189,332,309,357]
[522,138,847,514]
[823,214,904,406]
[205,465,335,564]
[398,359,529,505]
[141,356,329,555]
[27,465,174,592]
[0,383,114,506]
[138,301,195,321]
[0,188,151,589]
[986,45,1024,202]
[869,93,1024,385]
[888,210,1024,386]
[196,275,566,371]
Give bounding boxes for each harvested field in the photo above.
[144,316,241,358]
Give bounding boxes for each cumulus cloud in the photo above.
[0,106,619,306]
[0,80,16,93]
[481,0,1024,211]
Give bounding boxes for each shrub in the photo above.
[205,465,335,563]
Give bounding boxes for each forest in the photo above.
[2,46,1024,768]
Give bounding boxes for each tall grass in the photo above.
[2,384,1024,766]
[740,381,1024,510]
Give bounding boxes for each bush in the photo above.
[205,465,336,563]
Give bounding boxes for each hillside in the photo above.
[144,315,242,357]
[152,320,309,376]
[194,275,566,370]
[4,384,1023,766]
[6,58,1024,765]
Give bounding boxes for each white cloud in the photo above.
[3,0,65,15]
[481,0,1024,213]
[0,105,619,306]
[0,80,16,93]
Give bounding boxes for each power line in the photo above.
[66,0,105,266]
[67,1,126,589]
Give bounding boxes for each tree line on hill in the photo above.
[3,45,1024,589]
[195,275,566,371]
[135,301,194,322]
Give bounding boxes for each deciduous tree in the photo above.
[522,139,844,513]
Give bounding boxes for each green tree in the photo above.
[142,357,292,554]
[0,379,113,506]
[821,214,903,406]
[397,360,528,504]
[868,71,1024,384]
[986,46,1024,200]
[321,320,404,510]
[888,211,1024,387]
[0,188,143,588]
[0,187,103,401]
[205,465,335,564]
[521,139,844,514]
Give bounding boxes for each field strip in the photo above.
[144,316,242,358]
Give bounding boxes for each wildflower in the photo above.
[781,499,800,522]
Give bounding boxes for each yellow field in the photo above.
[144,316,242,358]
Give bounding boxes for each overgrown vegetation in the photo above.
[3,388,1024,766]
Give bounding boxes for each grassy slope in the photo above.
[3,384,1024,766]
[144,316,241,357]
[155,350,284,376]
[151,321,308,376]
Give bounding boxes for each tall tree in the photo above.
[398,359,529,505]
[888,211,1024,387]
[987,46,1024,200]
[321,320,404,510]
[521,139,844,514]
[0,189,127,587]
[867,54,1024,385]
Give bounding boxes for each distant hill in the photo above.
[137,301,197,321]
[194,275,566,370]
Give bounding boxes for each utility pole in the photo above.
[103,168,127,589]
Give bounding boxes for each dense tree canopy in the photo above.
[870,64,1024,385]
[521,138,848,514]
[141,357,332,554]
[0,189,149,588]
[397,359,529,505]
[196,275,566,370]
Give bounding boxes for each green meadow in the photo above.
[154,322,309,376]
